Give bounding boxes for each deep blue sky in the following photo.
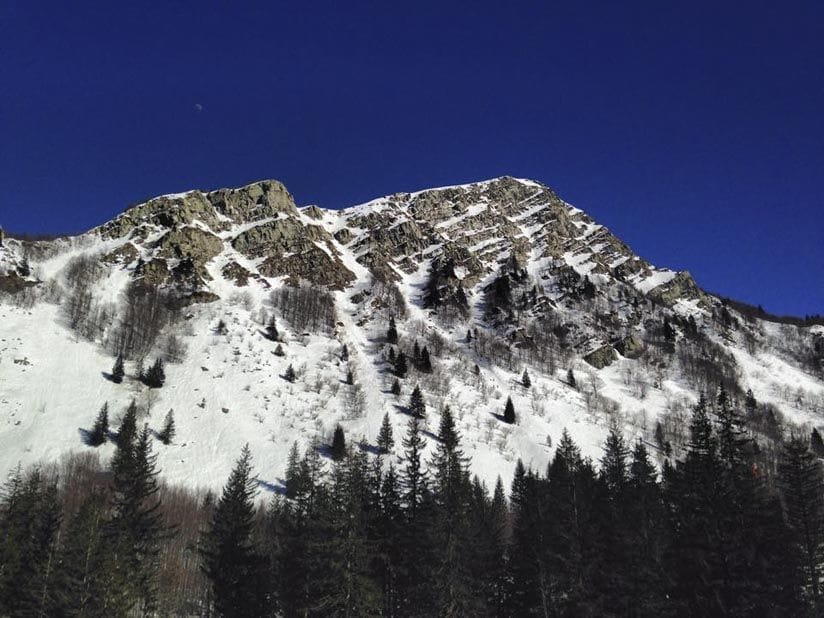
[1,2,822,316]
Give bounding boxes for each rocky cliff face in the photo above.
[0,176,724,362]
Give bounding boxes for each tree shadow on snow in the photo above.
[257,479,287,495]
[358,442,382,456]
[78,428,95,446]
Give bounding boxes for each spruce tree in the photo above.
[318,449,381,615]
[397,415,435,614]
[284,442,304,501]
[779,436,824,612]
[111,354,125,384]
[89,402,109,446]
[744,388,757,419]
[378,463,403,616]
[597,429,632,611]
[503,396,516,424]
[266,316,279,341]
[158,409,175,445]
[409,385,426,419]
[430,407,475,614]
[394,351,408,378]
[567,368,576,388]
[400,416,428,523]
[0,468,61,616]
[284,363,296,382]
[625,440,668,614]
[812,428,824,457]
[274,343,285,356]
[419,347,432,373]
[390,379,401,397]
[117,400,139,450]
[142,358,165,388]
[202,445,267,617]
[386,317,398,344]
[330,424,347,461]
[508,458,549,615]
[466,476,508,613]
[52,492,109,615]
[105,424,164,614]
[377,412,394,454]
[522,368,531,388]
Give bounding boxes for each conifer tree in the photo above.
[716,386,749,467]
[377,412,394,454]
[158,409,175,445]
[318,449,381,615]
[117,400,139,450]
[274,343,285,357]
[812,428,824,457]
[467,475,508,613]
[0,468,62,616]
[430,407,475,614]
[202,445,267,617]
[378,463,403,615]
[419,347,432,373]
[508,458,549,615]
[284,442,304,501]
[390,379,401,397]
[744,388,757,419]
[89,402,109,446]
[400,416,428,522]
[567,368,576,388]
[142,358,165,388]
[503,396,516,424]
[266,316,279,341]
[330,424,347,461]
[346,369,354,385]
[597,429,632,611]
[105,424,164,614]
[52,492,109,615]
[394,351,408,378]
[386,317,398,345]
[284,363,296,382]
[397,415,435,614]
[522,368,531,388]
[409,385,426,419]
[625,440,668,614]
[111,354,125,384]
[779,436,824,612]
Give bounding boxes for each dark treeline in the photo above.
[2,392,824,616]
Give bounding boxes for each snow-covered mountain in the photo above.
[1,176,822,491]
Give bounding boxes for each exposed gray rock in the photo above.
[614,335,644,359]
[258,245,355,290]
[156,226,223,263]
[584,344,618,369]
[648,271,705,306]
